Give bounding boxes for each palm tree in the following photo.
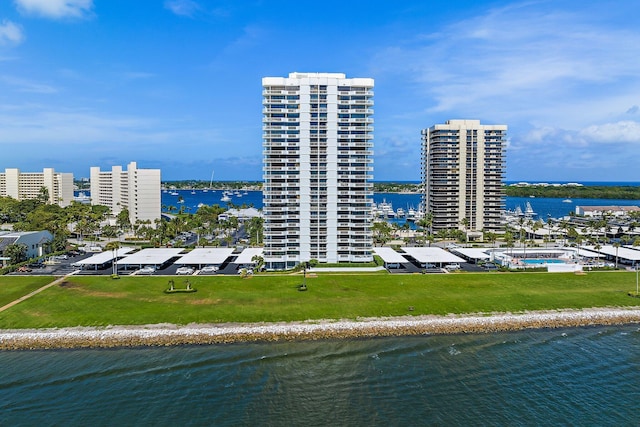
[105,240,121,275]
[613,242,620,269]
[417,212,433,247]
[459,217,470,243]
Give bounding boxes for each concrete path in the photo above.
[0,272,78,313]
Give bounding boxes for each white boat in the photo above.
[191,191,196,195]
[406,207,417,221]
[378,200,395,218]
[562,199,572,203]
[170,191,179,196]
[74,192,91,203]
[524,201,536,217]
[205,170,214,193]
[221,194,231,202]
[396,208,405,218]
[197,202,205,208]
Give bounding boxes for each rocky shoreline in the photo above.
[2,308,640,350]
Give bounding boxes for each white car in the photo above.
[138,266,156,275]
[176,267,194,275]
[445,263,461,270]
[200,265,218,273]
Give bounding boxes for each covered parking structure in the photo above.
[449,247,491,264]
[584,245,640,266]
[175,248,235,269]
[117,248,184,270]
[235,248,264,269]
[373,247,410,271]
[73,247,136,271]
[400,247,466,268]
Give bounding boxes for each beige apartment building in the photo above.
[0,168,74,206]
[90,162,161,226]
[421,119,507,236]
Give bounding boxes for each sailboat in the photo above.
[203,170,214,193]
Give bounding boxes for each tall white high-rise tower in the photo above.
[262,72,374,270]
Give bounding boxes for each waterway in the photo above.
[2,325,639,425]
[159,189,640,222]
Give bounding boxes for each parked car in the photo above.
[200,265,218,273]
[17,265,32,273]
[176,267,194,275]
[483,263,499,270]
[445,263,461,270]
[138,266,156,275]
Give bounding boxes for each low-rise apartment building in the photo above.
[90,162,161,226]
[0,168,74,206]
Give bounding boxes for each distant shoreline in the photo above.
[2,308,639,350]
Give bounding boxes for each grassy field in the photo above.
[0,276,56,308]
[0,271,639,329]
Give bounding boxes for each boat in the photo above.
[396,208,405,218]
[170,191,179,196]
[221,195,231,202]
[524,201,536,218]
[406,207,417,221]
[204,170,214,193]
[562,199,572,203]
[377,200,395,218]
[197,202,205,208]
[74,192,91,204]
[191,191,196,195]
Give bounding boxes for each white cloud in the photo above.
[373,2,640,129]
[14,0,94,19]
[0,20,24,45]
[0,75,58,93]
[164,0,201,17]
[579,121,640,144]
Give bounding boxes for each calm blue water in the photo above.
[159,190,640,222]
[522,258,565,265]
[2,326,640,425]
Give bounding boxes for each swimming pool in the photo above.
[522,258,565,265]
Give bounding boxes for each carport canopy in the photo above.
[235,248,264,266]
[400,247,466,265]
[449,247,491,263]
[118,248,184,268]
[373,247,408,268]
[75,247,135,269]
[584,245,640,263]
[175,248,234,268]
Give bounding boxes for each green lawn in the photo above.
[0,276,55,308]
[0,271,639,329]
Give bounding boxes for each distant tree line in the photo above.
[504,185,640,200]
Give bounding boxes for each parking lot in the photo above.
[8,248,251,277]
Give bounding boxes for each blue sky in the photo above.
[1,0,639,182]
